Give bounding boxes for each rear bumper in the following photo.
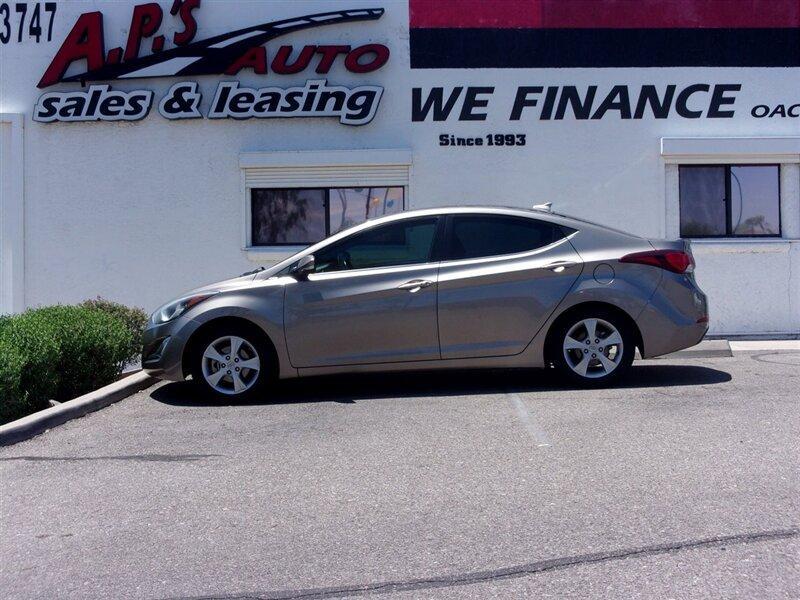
[636,272,709,358]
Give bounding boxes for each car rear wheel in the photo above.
[552,310,635,386]
[190,324,271,401]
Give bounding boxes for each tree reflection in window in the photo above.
[251,189,326,245]
[679,165,780,238]
[250,187,404,246]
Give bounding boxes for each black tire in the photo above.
[550,308,636,387]
[188,323,273,402]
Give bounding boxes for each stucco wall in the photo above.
[1,0,798,336]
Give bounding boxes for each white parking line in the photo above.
[509,393,551,447]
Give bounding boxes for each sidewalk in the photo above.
[665,339,800,359]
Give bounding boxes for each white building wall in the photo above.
[1,0,798,336]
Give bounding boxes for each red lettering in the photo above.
[171,0,200,46]
[271,45,316,74]
[315,45,350,74]
[37,12,105,88]
[124,3,163,62]
[345,44,390,73]
[225,46,267,75]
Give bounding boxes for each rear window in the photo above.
[446,215,568,260]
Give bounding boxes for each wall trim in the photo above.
[0,114,24,314]
[661,136,800,164]
[239,148,413,169]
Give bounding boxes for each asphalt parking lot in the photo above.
[1,352,798,599]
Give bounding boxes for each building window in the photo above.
[679,165,780,238]
[250,187,404,246]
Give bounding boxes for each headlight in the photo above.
[150,292,218,325]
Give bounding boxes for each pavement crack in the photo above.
[169,527,799,600]
[0,454,221,463]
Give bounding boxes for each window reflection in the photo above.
[679,167,726,237]
[250,187,405,246]
[730,166,780,236]
[251,189,326,245]
[679,165,780,238]
[328,187,404,234]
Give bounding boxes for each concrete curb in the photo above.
[664,339,733,359]
[0,371,155,447]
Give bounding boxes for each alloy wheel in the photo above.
[562,318,624,379]
[200,335,261,395]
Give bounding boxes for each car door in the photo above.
[437,213,582,359]
[284,216,442,367]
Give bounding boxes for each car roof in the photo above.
[370,205,628,234]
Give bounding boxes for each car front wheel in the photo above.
[552,310,635,386]
[190,325,270,401]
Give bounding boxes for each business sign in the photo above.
[406,0,800,149]
[34,2,388,125]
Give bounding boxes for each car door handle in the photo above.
[544,261,578,272]
[397,279,434,292]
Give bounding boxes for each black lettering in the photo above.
[540,86,558,120]
[59,96,85,118]
[100,95,125,116]
[769,104,786,117]
[555,86,597,120]
[675,84,709,119]
[87,87,103,115]
[412,87,463,121]
[125,94,148,117]
[459,86,493,121]
[37,96,59,119]
[591,85,632,120]
[634,85,675,119]
[230,91,255,113]
[212,83,233,113]
[707,84,740,118]
[281,90,302,112]
[253,92,281,112]
[510,86,542,120]
[315,90,345,112]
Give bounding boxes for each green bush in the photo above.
[79,297,148,364]
[0,311,61,412]
[0,304,136,424]
[0,338,30,424]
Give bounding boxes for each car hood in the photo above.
[182,272,260,297]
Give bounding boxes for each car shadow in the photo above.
[150,364,733,408]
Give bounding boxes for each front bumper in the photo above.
[141,316,199,381]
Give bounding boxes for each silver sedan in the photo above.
[142,206,708,399]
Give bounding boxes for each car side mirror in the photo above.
[292,254,315,281]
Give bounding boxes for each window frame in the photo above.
[437,213,572,263]
[248,186,406,247]
[678,164,782,239]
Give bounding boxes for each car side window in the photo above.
[446,215,566,260]
[313,217,439,273]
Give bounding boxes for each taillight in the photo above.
[620,250,694,274]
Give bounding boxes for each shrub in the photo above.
[0,311,61,411]
[80,297,148,364]
[0,338,30,424]
[40,306,134,401]
[0,305,135,424]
